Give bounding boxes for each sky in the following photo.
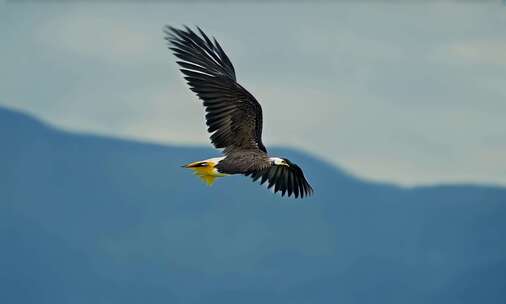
[1,1,506,186]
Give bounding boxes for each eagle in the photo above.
[164,26,313,199]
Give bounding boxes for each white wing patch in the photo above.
[269,157,285,166]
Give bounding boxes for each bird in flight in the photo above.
[164,26,313,199]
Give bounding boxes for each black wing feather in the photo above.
[165,25,266,154]
[245,159,313,199]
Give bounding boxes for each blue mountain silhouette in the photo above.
[1,106,505,304]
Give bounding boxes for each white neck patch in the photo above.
[204,156,225,165]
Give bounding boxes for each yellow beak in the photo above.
[182,161,207,168]
[182,161,220,186]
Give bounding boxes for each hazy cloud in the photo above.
[1,2,505,185]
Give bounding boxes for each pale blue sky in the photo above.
[1,1,506,186]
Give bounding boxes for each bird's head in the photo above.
[182,161,209,168]
[182,157,225,169]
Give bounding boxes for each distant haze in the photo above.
[1,2,506,186]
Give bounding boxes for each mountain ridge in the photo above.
[2,105,503,191]
[1,105,505,304]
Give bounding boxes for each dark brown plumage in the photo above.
[165,25,313,198]
[244,158,313,198]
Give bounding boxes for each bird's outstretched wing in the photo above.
[165,26,267,154]
[245,160,313,199]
